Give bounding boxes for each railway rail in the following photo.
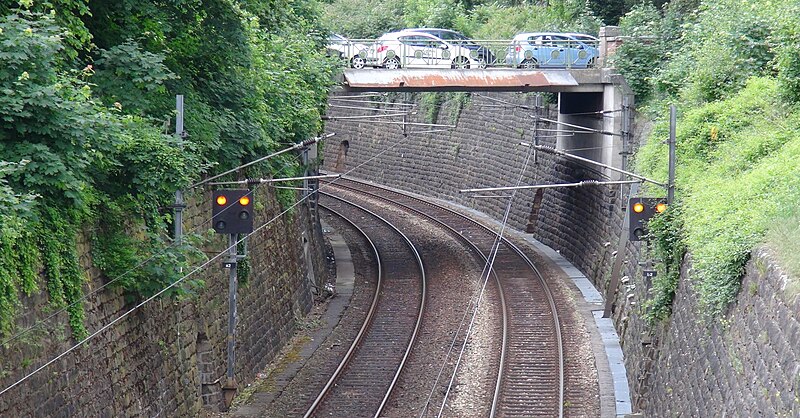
[321,176,565,418]
[304,194,426,417]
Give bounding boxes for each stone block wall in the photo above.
[0,184,324,416]
[642,249,800,416]
[322,91,799,415]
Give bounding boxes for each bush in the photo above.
[635,77,800,316]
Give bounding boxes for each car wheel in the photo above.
[587,57,597,68]
[476,56,488,69]
[520,58,538,69]
[351,56,366,69]
[451,57,470,69]
[384,57,401,70]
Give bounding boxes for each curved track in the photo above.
[304,194,426,418]
[322,176,565,418]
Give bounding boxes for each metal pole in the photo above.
[668,105,677,204]
[533,94,542,164]
[603,182,639,318]
[223,233,238,408]
[174,95,185,245]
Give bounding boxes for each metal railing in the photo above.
[326,38,601,70]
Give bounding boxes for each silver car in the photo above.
[327,34,371,69]
[373,31,481,69]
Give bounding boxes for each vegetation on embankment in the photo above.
[0,1,334,340]
[617,0,800,320]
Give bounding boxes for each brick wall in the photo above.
[0,184,324,415]
[322,91,799,415]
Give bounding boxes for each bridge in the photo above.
[337,66,633,179]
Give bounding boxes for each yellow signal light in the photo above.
[239,196,250,206]
[655,202,667,213]
[216,195,228,206]
[633,202,645,213]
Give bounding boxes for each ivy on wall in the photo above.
[0,0,334,341]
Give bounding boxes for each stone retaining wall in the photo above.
[0,185,324,416]
[321,91,799,415]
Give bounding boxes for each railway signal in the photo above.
[212,189,254,234]
[628,197,666,241]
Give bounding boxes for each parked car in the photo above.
[402,28,496,68]
[505,32,599,69]
[563,33,599,45]
[372,31,481,69]
[327,33,370,69]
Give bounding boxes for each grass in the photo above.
[765,209,800,300]
[635,77,800,317]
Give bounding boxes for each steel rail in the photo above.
[306,194,427,418]
[322,180,509,418]
[325,177,564,418]
[303,204,384,418]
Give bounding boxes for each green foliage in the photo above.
[765,203,800,297]
[460,2,596,40]
[37,206,88,340]
[0,161,39,338]
[404,0,465,29]
[91,202,207,300]
[1,0,92,58]
[321,0,405,38]
[448,92,470,124]
[771,2,800,103]
[616,0,800,108]
[635,78,800,316]
[419,92,445,123]
[642,206,686,323]
[91,40,178,117]
[0,0,332,341]
[612,2,666,101]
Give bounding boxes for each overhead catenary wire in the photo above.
[436,134,539,418]
[190,132,335,189]
[459,179,641,194]
[0,124,420,397]
[521,142,666,187]
[321,113,411,120]
[325,118,455,128]
[328,104,416,113]
[208,174,341,187]
[1,136,332,348]
[536,116,623,137]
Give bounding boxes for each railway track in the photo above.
[304,194,426,417]
[321,176,565,418]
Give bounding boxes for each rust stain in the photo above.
[344,69,579,90]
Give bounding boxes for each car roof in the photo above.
[378,30,448,40]
[512,32,597,41]
[404,28,458,33]
[563,32,599,40]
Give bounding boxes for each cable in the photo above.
[0,136,330,347]
[190,133,334,189]
[436,144,533,417]
[430,101,544,416]
[0,128,418,397]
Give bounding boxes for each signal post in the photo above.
[212,189,254,410]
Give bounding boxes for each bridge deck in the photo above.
[341,69,605,92]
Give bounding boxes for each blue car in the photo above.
[505,32,599,69]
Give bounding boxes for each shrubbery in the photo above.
[0,0,334,340]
